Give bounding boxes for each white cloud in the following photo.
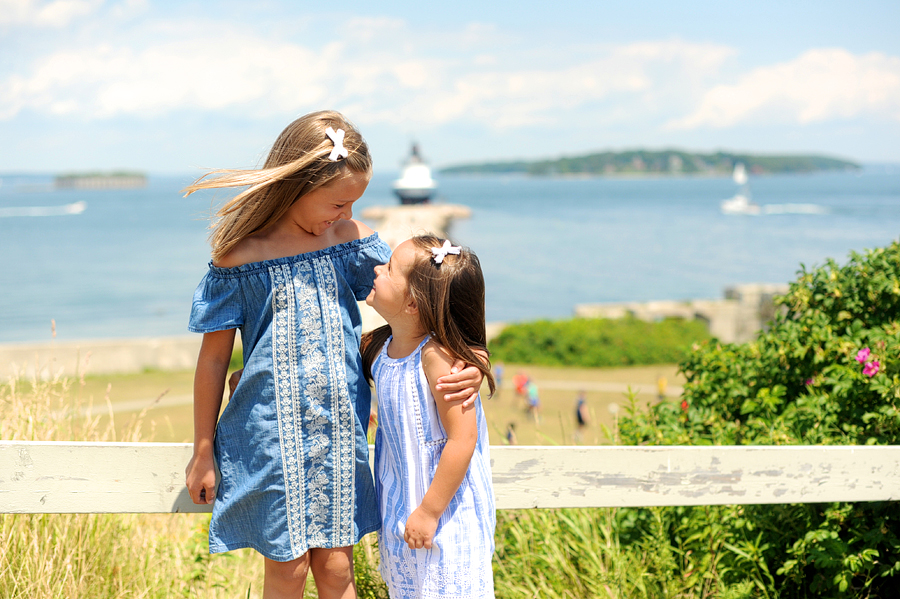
[0,0,104,27]
[668,48,900,130]
[0,34,332,119]
[0,25,736,130]
[326,38,736,129]
[15,13,897,143]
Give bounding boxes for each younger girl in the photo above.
[361,235,497,599]
[183,111,483,599]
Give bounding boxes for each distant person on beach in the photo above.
[361,235,497,598]
[525,379,540,422]
[506,422,517,445]
[657,375,668,401]
[574,391,589,442]
[493,362,504,397]
[513,372,529,397]
[576,391,589,428]
[183,111,483,599]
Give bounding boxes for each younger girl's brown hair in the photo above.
[361,235,495,397]
[183,110,372,262]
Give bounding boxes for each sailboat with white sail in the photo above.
[720,163,761,215]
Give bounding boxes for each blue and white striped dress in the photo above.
[372,336,496,599]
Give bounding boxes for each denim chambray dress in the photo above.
[373,336,496,598]
[188,233,391,562]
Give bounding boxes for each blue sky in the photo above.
[2,0,899,173]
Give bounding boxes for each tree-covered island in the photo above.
[440,150,860,177]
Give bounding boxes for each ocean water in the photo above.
[1,168,898,344]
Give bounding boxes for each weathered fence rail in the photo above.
[2,442,898,514]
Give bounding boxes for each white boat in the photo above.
[393,143,437,205]
[721,193,760,215]
[720,163,760,215]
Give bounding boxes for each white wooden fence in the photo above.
[1,442,898,514]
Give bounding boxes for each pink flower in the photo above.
[856,348,871,363]
[805,378,813,386]
[863,361,880,377]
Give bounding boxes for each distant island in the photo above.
[55,171,147,190]
[440,150,860,177]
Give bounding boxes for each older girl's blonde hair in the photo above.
[361,235,495,397]
[183,110,372,262]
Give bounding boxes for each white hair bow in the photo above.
[431,240,461,264]
[326,127,349,161]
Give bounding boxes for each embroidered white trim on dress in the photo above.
[291,258,356,548]
[312,256,355,547]
[270,263,306,555]
[292,261,329,546]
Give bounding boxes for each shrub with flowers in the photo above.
[857,347,882,377]
[618,241,900,597]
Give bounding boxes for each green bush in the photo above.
[617,241,900,598]
[489,316,710,367]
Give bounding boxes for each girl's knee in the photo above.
[310,547,355,596]
[264,554,311,595]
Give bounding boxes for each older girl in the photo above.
[183,112,482,599]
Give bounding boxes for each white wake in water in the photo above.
[761,203,830,215]
[0,201,87,217]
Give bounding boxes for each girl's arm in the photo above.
[404,341,478,550]
[185,329,236,505]
[435,349,489,407]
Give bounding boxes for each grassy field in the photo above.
[74,362,684,446]
[472,363,682,446]
[1,362,686,598]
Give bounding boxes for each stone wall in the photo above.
[574,283,789,344]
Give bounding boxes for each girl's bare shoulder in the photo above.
[332,218,374,243]
[213,220,374,267]
[213,236,266,268]
[421,339,455,378]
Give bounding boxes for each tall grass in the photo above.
[493,506,756,599]
[2,366,753,598]
[0,368,266,598]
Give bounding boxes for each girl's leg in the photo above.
[309,546,357,599]
[263,553,310,599]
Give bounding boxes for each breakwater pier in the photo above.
[358,202,473,332]
[575,283,788,344]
